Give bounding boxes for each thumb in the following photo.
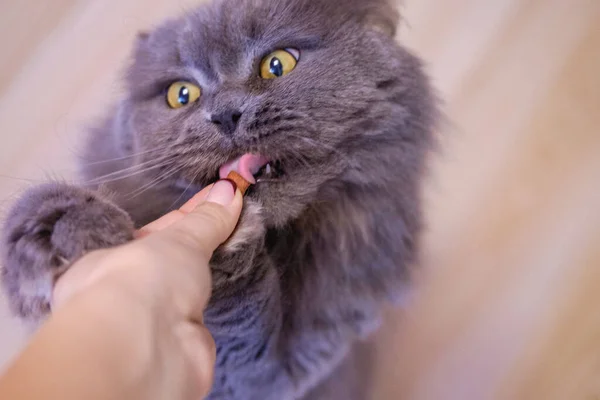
[159,180,243,262]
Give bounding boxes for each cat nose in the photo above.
[210,109,242,135]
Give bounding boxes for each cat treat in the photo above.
[226,170,252,195]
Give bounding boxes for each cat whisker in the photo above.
[80,157,173,186]
[0,174,44,184]
[125,164,186,200]
[164,166,201,213]
[77,146,169,167]
[285,148,313,171]
[288,133,351,166]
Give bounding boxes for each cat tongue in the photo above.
[219,154,270,184]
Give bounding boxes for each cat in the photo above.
[1,0,438,398]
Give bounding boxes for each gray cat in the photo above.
[1,0,438,398]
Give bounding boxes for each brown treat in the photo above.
[227,170,252,195]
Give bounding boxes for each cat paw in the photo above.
[1,183,135,320]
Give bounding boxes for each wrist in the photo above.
[53,248,166,319]
[0,283,159,400]
[56,281,158,378]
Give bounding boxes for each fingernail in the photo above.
[223,179,238,193]
[206,180,236,206]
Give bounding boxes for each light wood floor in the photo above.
[1,1,599,398]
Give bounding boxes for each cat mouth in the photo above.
[218,154,284,184]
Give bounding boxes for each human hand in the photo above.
[51,180,242,400]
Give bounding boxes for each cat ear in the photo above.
[136,31,150,43]
[133,31,151,54]
[131,26,178,61]
[356,0,401,37]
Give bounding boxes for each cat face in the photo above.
[119,0,430,227]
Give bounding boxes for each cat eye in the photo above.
[166,81,202,109]
[260,49,300,79]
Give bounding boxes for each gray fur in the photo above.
[1,0,438,398]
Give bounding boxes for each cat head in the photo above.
[117,0,435,227]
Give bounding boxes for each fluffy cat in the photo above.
[1,0,438,398]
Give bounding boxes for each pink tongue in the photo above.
[219,154,270,184]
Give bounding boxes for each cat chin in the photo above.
[222,200,265,253]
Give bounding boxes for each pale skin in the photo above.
[0,179,242,400]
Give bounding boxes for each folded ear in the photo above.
[124,23,181,92]
[356,0,401,37]
[131,30,155,62]
[296,0,401,37]
[132,28,172,60]
[130,22,180,65]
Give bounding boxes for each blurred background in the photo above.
[0,0,599,398]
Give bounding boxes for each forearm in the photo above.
[0,283,156,400]
[0,179,240,400]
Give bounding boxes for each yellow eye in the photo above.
[166,81,201,109]
[260,49,300,79]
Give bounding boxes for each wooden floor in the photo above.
[1,0,599,398]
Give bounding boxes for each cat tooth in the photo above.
[265,163,272,176]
